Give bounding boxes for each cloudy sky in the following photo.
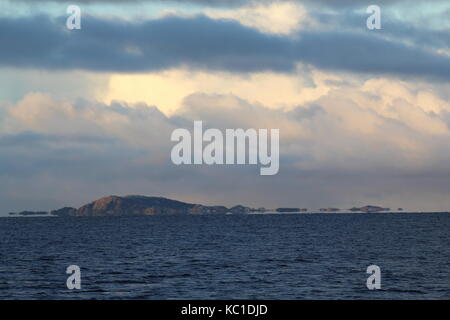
[1,0,450,214]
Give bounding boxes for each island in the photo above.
[8,211,50,216]
[348,206,390,213]
[320,208,341,212]
[276,208,301,213]
[7,195,411,217]
[52,195,240,217]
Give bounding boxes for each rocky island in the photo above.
[348,206,390,213]
[49,195,239,217]
[8,195,408,217]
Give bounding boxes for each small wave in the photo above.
[387,288,427,294]
[144,273,192,279]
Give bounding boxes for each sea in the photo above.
[0,213,449,299]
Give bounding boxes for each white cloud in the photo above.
[204,1,314,35]
[103,65,338,114]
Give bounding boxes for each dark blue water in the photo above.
[0,213,449,299]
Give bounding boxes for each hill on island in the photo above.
[49,195,246,217]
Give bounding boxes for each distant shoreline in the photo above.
[6,194,449,217]
[4,211,450,218]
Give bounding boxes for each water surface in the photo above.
[0,213,449,299]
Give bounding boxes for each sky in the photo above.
[1,0,450,214]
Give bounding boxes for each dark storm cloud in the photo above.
[1,14,450,80]
[0,15,294,72]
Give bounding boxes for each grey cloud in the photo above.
[1,14,450,81]
[313,10,450,51]
[296,31,450,80]
[0,15,294,72]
